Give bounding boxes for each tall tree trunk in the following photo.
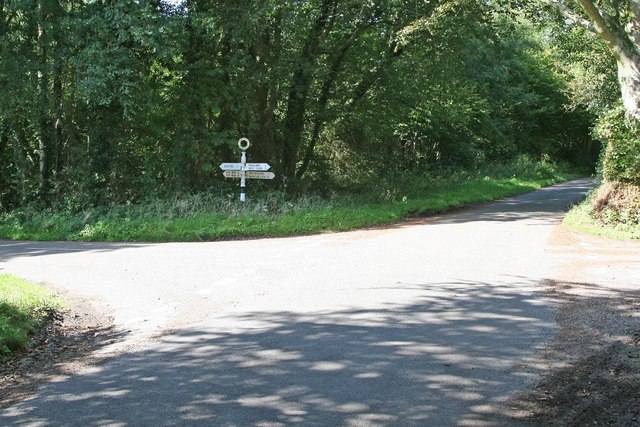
[0,123,9,210]
[616,49,640,119]
[53,33,64,180]
[281,0,337,191]
[14,124,29,205]
[253,8,282,167]
[87,104,116,206]
[295,38,354,181]
[37,0,51,205]
[0,123,6,154]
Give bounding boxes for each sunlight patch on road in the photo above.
[309,361,347,372]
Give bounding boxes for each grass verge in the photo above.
[0,274,66,360]
[0,158,580,242]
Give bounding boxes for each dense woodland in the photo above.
[0,0,637,213]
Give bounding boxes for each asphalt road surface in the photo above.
[0,179,609,426]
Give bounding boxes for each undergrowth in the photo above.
[0,156,579,242]
[590,181,640,227]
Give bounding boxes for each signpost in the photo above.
[220,163,271,172]
[219,163,243,171]
[220,138,274,201]
[223,170,275,179]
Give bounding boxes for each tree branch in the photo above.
[540,0,595,32]
[631,0,640,19]
[281,0,339,182]
[575,0,619,39]
[627,0,640,47]
[575,0,637,58]
[295,27,361,180]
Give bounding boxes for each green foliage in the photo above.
[594,106,640,184]
[538,3,640,180]
[0,158,578,242]
[544,20,619,116]
[0,0,594,213]
[310,4,593,191]
[0,274,65,359]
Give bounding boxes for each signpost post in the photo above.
[220,138,274,202]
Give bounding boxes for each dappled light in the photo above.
[2,280,560,426]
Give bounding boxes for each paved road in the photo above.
[0,179,613,426]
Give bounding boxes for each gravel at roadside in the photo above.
[508,279,640,426]
[0,293,115,408]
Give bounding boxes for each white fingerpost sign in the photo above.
[220,138,274,202]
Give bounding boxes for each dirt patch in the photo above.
[509,280,640,426]
[0,294,119,408]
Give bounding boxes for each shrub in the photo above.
[594,106,640,184]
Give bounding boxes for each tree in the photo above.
[0,0,64,207]
[541,0,640,120]
[537,0,640,185]
[327,3,592,179]
[0,0,600,210]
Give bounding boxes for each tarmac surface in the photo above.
[0,179,612,426]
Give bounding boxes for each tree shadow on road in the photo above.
[0,240,147,263]
[3,281,636,426]
[0,312,124,409]
[1,280,564,426]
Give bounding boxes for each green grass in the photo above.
[0,157,580,243]
[0,274,66,359]
[564,196,640,240]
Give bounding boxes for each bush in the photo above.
[590,181,640,227]
[594,106,640,184]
